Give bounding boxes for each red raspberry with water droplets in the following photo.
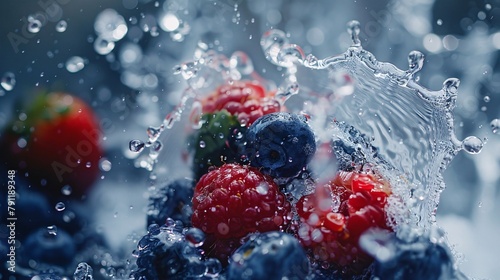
[201,80,280,126]
[191,163,291,262]
[296,171,392,274]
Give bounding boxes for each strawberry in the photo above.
[296,170,392,275]
[191,163,291,263]
[1,92,102,197]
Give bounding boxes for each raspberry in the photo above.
[191,163,291,262]
[296,170,392,275]
[200,80,280,126]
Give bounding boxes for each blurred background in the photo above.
[1,0,499,279]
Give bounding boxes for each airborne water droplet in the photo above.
[28,19,42,33]
[55,20,67,32]
[99,158,112,171]
[94,37,115,55]
[490,119,500,134]
[462,136,484,154]
[55,202,66,211]
[61,185,72,196]
[1,72,16,91]
[47,225,57,236]
[199,141,206,148]
[65,56,86,73]
[129,139,145,152]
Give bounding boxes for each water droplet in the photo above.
[74,262,93,280]
[28,19,42,33]
[85,162,92,168]
[462,136,484,154]
[47,225,57,236]
[256,182,269,195]
[94,9,128,41]
[94,37,115,55]
[146,126,162,142]
[437,19,443,26]
[490,119,500,134]
[159,13,180,32]
[261,29,289,66]
[55,202,65,211]
[346,20,361,46]
[185,228,205,247]
[65,56,86,73]
[151,140,162,153]
[61,185,72,196]
[55,20,67,32]
[1,72,16,91]
[129,139,145,152]
[408,50,425,74]
[483,95,490,102]
[99,158,112,171]
[199,141,206,148]
[230,51,254,75]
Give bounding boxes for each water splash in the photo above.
[260,23,482,238]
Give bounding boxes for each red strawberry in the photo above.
[296,170,391,274]
[1,92,102,197]
[200,80,280,126]
[191,163,291,262]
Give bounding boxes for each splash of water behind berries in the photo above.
[259,20,483,240]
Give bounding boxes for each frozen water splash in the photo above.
[260,21,483,239]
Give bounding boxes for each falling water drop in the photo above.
[55,202,66,211]
[1,72,16,91]
[462,136,484,154]
[346,20,361,46]
[47,225,58,236]
[490,119,500,134]
[65,56,86,73]
[61,185,72,196]
[129,139,145,152]
[94,37,116,55]
[55,20,68,32]
[27,19,42,33]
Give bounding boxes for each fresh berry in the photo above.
[22,227,76,266]
[228,231,310,280]
[296,170,391,275]
[244,112,316,179]
[0,92,102,196]
[360,231,455,280]
[131,222,223,280]
[200,80,280,126]
[191,163,291,262]
[189,110,246,179]
[147,178,195,227]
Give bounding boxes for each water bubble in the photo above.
[61,185,72,196]
[347,20,361,46]
[28,19,42,33]
[437,19,443,26]
[129,139,145,152]
[159,13,180,32]
[46,225,57,236]
[199,141,206,148]
[99,158,112,171]
[1,72,16,91]
[65,56,86,73]
[55,20,67,32]
[94,37,115,55]
[55,202,65,211]
[74,262,93,280]
[185,228,205,247]
[483,96,490,102]
[462,136,484,154]
[490,119,500,134]
[94,9,128,41]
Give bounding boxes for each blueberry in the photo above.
[244,112,316,179]
[147,178,195,227]
[361,230,455,280]
[15,189,52,240]
[22,227,76,266]
[227,231,310,280]
[132,222,223,280]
